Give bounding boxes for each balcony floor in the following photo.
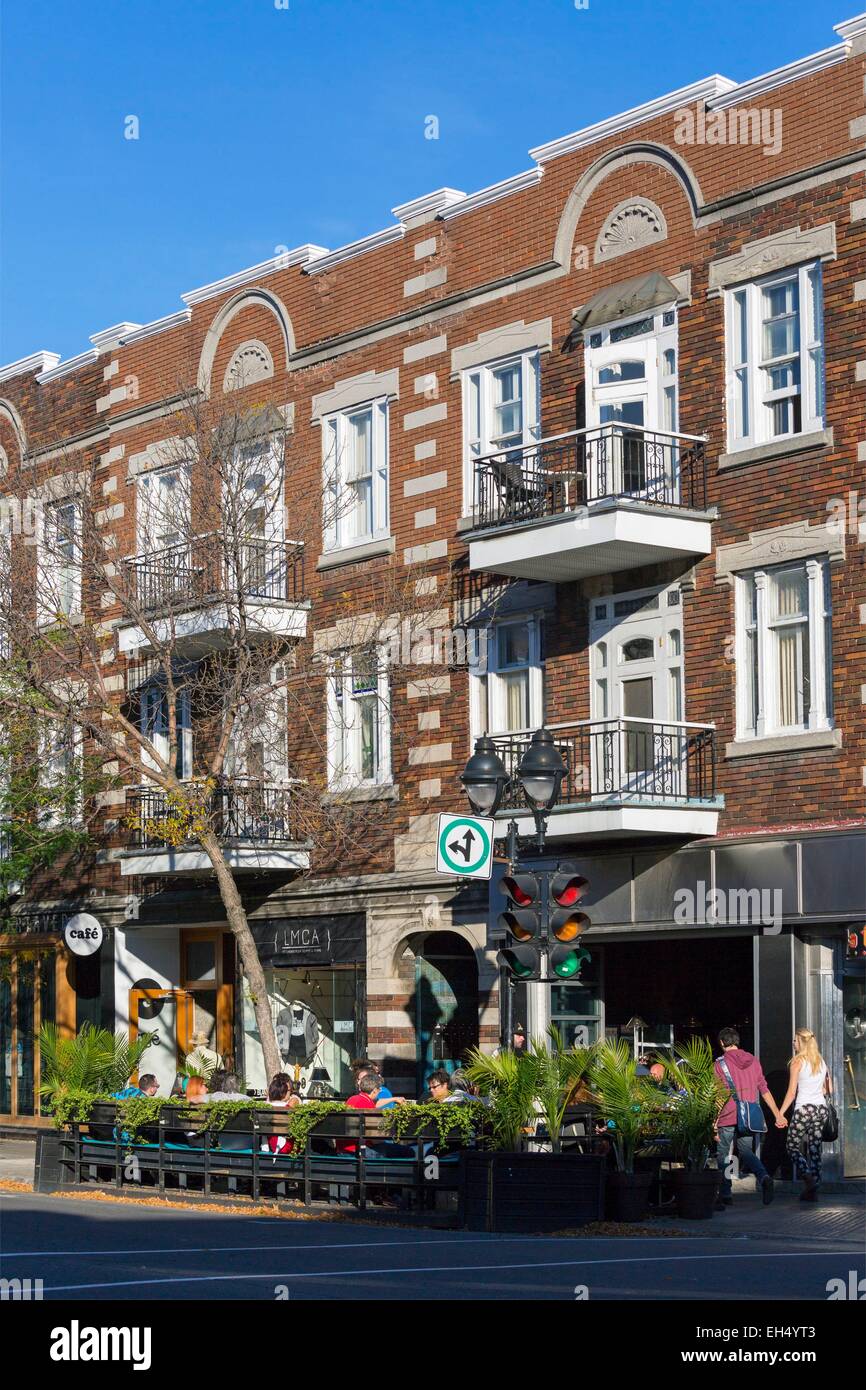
[117,599,309,657]
[468,499,713,582]
[119,844,310,876]
[499,798,723,842]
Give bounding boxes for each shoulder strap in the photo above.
[717,1057,740,1102]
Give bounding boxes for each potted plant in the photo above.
[461,1039,605,1232]
[588,1039,662,1221]
[659,1038,727,1219]
[38,1022,155,1112]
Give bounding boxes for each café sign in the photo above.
[63,913,104,957]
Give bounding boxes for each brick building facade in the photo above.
[1,13,864,1174]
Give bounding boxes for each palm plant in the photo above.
[587,1038,662,1173]
[38,1021,154,1109]
[525,1026,595,1151]
[659,1037,729,1170]
[464,1046,537,1150]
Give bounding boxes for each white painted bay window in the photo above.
[735,557,832,739]
[327,645,391,789]
[725,262,824,451]
[322,399,389,551]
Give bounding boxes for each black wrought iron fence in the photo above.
[472,425,706,530]
[126,782,303,849]
[490,718,716,810]
[125,536,306,613]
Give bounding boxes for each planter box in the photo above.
[461,1151,605,1233]
[33,1129,73,1194]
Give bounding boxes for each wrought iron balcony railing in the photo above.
[124,535,305,614]
[489,717,717,811]
[471,423,707,532]
[126,781,305,851]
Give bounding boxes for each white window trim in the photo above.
[136,461,192,556]
[225,686,289,783]
[38,495,82,625]
[462,350,541,514]
[322,397,389,554]
[39,723,84,826]
[583,306,678,433]
[141,687,193,781]
[724,260,824,453]
[469,613,545,739]
[326,645,392,791]
[734,556,832,741]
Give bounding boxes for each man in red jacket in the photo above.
[714,1026,787,1209]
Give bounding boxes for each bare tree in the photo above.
[0,377,462,1080]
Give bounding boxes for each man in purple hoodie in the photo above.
[714,1027,786,1209]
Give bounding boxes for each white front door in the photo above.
[590,587,684,797]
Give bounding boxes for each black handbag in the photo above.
[821,1101,839,1143]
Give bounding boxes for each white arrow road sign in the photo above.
[435,812,495,879]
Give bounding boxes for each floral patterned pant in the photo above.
[786,1104,828,1182]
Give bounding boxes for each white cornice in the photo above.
[834,12,866,42]
[708,43,848,108]
[119,309,192,345]
[36,349,99,383]
[89,322,142,352]
[0,350,60,383]
[302,225,405,275]
[439,168,544,220]
[392,188,466,222]
[181,245,329,306]
[528,76,737,164]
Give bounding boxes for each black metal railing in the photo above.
[125,535,306,614]
[490,718,717,811]
[471,424,707,531]
[126,781,304,850]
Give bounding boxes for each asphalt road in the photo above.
[1,1189,863,1301]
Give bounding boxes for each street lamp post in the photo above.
[460,728,568,1051]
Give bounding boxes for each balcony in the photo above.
[490,718,722,840]
[117,535,308,657]
[120,782,310,876]
[466,424,713,582]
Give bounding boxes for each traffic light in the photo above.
[497,871,542,980]
[548,863,591,980]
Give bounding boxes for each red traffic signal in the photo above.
[549,864,589,908]
[549,863,590,943]
[499,871,542,943]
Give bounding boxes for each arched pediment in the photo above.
[553,142,704,270]
[197,288,295,397]
[0,399,27,459]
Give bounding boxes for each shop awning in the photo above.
[573,270,680,332]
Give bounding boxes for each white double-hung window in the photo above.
[463,353,540,510]
[327,645,391,790]
[470,616,545,737]
[322,399,389,552]
[725,262,824,451]
[735,557,833,740]
[39,498,81,622]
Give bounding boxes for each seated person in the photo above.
[112,1072,159,1100]
[337,1073,380,1153]
[263,1074,301,1155]
[427,1068,454,1102]
[206,1070,249,1102]
[356,1067,406,1110]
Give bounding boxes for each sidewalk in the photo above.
[655,1179,865,1244]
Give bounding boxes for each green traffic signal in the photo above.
[549,945,591,979]
[497,944,541,979]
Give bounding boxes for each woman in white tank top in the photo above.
[779,1028,832,1200]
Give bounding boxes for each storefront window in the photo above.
[0,950,58,1118]
[242,965,364,1097]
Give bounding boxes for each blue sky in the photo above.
[0,0,849,364]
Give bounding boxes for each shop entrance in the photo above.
[599,935,754,1055]
[414,932,479,1091]
[0,947,65,1120]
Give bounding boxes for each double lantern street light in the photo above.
[459,727,567,856]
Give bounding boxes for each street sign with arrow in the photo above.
[435,812,495,880]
